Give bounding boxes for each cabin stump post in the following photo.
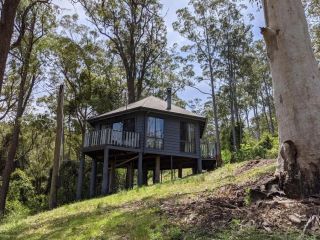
[178,165,183,179]
[154,156,160,184]
[101,147,109,195]
[143,163,148,185]
[89,159,97,198]
[126,162,134,189]
[109,158,116,193]
[197,158,202,174]
[76,152,85,200]
[138,152,143,187]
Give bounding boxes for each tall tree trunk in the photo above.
[49,85,64,209]
[262,77,275,135]
[0,0,21,95]
[260,91,271,133]
[252,101,261,140]
[0,15,36,215]
[127,75,135,104]
[262,0,320,197]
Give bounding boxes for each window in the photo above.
[180,122,196,153]
[146,117,164,149]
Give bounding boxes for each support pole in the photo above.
[138,152,143,187]
[89,159,97,198]
[170,156,173,181]
[143,163,148,185]
[126,162,134,189]
[154,156,160,184]
[197,158,202,174]
[76,152,85,200]
[109,158,116,193]
[101,147,109,195]
[178,166,183,179]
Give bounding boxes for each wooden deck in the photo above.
[84,128,216,160]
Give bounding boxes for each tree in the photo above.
[77,0,167,103]
[0,0,21,95]
[0,3,55,215]
[261,0,320,197]
[174,0,224,166]
[49,84,64,209]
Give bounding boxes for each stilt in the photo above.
[126,162,134,189]
[197,158,202,173]
[192,166,197,175]
[170,156,173,181]
[89,159,97,198]
[138,152,143,187]
[101,147,109,195]
[143,163,148,185]
[76,152,85,200]
[178,166,183,178]
[154,156,160,184]
[109,158,116,193]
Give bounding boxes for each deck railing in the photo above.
[84,128,140,148]
[201,142,216,159]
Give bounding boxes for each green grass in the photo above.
[0,161,311,240]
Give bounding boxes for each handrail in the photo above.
[201,141,216,159]
[84,128,140,149]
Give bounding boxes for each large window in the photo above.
[180,122,196,153]
[146,117,164,149]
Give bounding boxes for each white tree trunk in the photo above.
[262,0,320,197]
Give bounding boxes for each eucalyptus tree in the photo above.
[0,3,55,215]
[0,0,50,97]
[218,2,252,153]
[0,0,21,96]
[76,0,167,103]
[48,15,124,154]
[173,0,224,166]
[256,0,320,197]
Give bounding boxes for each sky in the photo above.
[52,0,264,105]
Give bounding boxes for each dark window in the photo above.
[146,117,164,149]
[123,118,135,132]
[180,122,196,153]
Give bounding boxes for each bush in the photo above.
[4,169,48,220]
[225,133,279,162]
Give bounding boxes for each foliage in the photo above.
[4,169,47,221]
[0,161,277,239]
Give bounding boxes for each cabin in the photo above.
[76,89,216,199]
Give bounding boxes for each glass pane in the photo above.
[146,137,155,148]
[155,139,163,149]
[147,117,155,137]
[180,122,186,141]
[112,122,123,132]
[123,118,135,132]
[155,118,164,138]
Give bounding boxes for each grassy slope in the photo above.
[0,161,313,240]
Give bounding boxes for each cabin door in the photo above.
[112,122,123,145]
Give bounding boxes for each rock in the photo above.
[288,214,302,224]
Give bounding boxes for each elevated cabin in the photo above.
[76,89,216,199]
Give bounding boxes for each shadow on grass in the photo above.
[0,195,183,240]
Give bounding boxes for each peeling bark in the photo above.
[263,0,320,197]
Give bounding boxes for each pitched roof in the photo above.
[89,96,206,122]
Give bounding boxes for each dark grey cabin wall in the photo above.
[143,112,201,158]
[89,110,203,158]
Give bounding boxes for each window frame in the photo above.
[180,121,196,153]
[146,116,164,150]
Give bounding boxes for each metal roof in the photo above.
[89,96,206,122]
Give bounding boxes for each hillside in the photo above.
[0,160,319,240]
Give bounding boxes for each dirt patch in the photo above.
[160,159,320,236]
[234,159,275,176]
